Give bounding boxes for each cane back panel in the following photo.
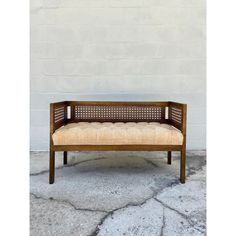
[70,102,167,123]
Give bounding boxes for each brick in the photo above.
[107,26,205,44]
[187,107,206,125]
[119,75,206,94]
[30,126,49,142]
[124,43,160,58]
[42,0,61,8]
[31,43,56,59]
[144,0,205,7]
[31,9,56,25]
[109,0,143,7]
[54,8,124,25]
[76,27,109,43]
[186,139,206,150]
[30,93,69,110]
[30,126,49,150]
[76,60,107,75]
[173,26,206,43]
[53,7,168,26]
[139,59,205,75]
[43,60,77,75]
[187,125,206,140]
[107,26,145,42]
[84,44,126,59]
[30,60,43,76]
[83,43,160,59]
[159,42,205,59]
[30,110,49,126]
[30,76,57,92]
[30,26,77,43]
[30,0,43,10]
[147,7,205,26]
[59,0,109,8]
[105,59,141,75]
[31,76,106,93]
[30,138,49,151]
[167,75,206,93]
[55,44,84,59]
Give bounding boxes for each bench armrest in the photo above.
[168,102,187,135]
[50,101,68,135]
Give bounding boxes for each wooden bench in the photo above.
[49,101,187,184]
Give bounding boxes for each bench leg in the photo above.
[167,151,171,165]
[63,151,67,165]
[49,149,55,184]
[180,148,186,184]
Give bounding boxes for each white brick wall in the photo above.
[30,0,206,150]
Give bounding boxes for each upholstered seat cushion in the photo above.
[52,122,183,146]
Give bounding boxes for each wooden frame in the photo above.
[49,101,187,184]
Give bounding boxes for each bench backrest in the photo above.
[69,101,168,123]
[50,101,186,134]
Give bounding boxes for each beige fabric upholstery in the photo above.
[52,122,183,146]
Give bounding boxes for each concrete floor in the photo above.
[30,151,206,236]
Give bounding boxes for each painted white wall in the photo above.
[30,0,206,150]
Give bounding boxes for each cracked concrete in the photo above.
[30,193,106,236]
[30,151,206,236]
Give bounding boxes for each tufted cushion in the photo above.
[52,122,183,146]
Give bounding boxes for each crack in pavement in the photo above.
[30,157,106,176]
[144,158,160,168]
[153,198,205,234]
[89,179,184,236]
[89,187,171,236]
[89,161,206,236]
[89,187,165,236]
[160,207,166,236]
[90,196,157,235]
[30,193,108,214]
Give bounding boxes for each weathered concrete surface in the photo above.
[30,194,106,236]
[30,151,206,236]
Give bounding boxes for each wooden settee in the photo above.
[49,101,187,184]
